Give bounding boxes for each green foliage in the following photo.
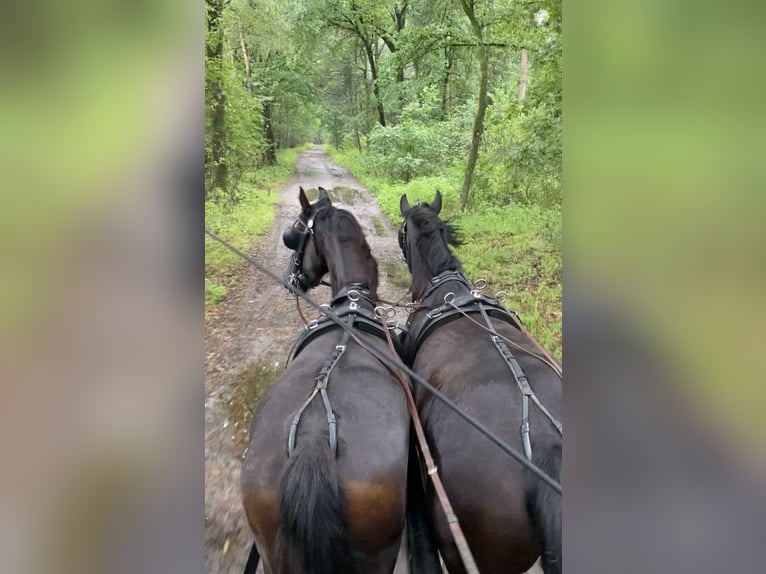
[363,89,471,182]
[205,147,304,307]
[206,0,562,354]
[456,206,562,357]
[475,85,561,207]
[205,0,317,196]
[327,146,562,359]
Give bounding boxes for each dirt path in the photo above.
[204,146,541,574]
[204,146,412,574]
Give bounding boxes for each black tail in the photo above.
[526,443,562,574]
[406,438,442,574]
[242,543,260,574]
[277,439,355,574]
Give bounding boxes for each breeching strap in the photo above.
[381,325,480,574]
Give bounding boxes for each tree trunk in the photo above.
[206,0,227,195]
[345,63,362,150]
[441,46,453,120]
[518,49,528,101]
[459,0,489,211]
[263,100,277,165]
[365,43,386,127]
[383,4,407,124]
[239,30,251,88]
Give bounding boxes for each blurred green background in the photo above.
[567,0,766,446]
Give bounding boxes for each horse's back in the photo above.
[413,318,561,573]
[242,332,410,572]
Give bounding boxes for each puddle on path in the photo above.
[380,260,411,292]
[224,357,284,453]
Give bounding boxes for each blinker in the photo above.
[283,227,302,250]
[398,220,413,271]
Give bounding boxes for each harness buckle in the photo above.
[427,309,442,319]
[349,301,358,311]
[335,345,346,352]
[307,319,319,330]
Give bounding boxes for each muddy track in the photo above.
[204,146,541,574]
[204,146,412,574]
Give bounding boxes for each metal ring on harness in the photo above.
[473,279,487,291]
[374,305,397,320]
[495,290,508,303]
[444,292,456,305]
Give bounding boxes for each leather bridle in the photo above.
[283,206,330,292]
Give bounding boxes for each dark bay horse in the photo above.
[398,191,562,574]
[241,188,410,574]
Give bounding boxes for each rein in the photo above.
[205,228,562,494]
[380,322,480,574]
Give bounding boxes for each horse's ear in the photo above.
[432,190,443,215]
[299,186,311,213]
[318,187,331,204]
[400,194,411,215]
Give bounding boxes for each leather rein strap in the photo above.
[287,315,353,456]
[286,285,392,457]
[380,323,480,574]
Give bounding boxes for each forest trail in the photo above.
[204,145,413,574]
[204,145,541,574]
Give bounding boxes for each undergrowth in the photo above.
[326,145,562,360]
[205,145,307,307]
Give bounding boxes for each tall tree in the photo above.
[206,0,229,194]
[324,4,387,127]
[458,0,489,211]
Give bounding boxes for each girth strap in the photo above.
[287,316,353,457]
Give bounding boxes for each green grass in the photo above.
[371,217,386,236]
[326,145,562,360]
[205,145,307,307]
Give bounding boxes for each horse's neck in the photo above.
[411,264,461,302]
[421,275,471,306]
[326,243,376,296]
[409,237,460,300]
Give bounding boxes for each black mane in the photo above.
[315,204,379,296]
[406,205,462,298]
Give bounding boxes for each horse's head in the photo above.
[283,186,332,292]
[398,190,462,298]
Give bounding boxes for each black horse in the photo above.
[241,188,410,574]
[399,191,563,574]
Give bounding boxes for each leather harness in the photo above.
[403,270,562,460]
[285,283,393,457]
